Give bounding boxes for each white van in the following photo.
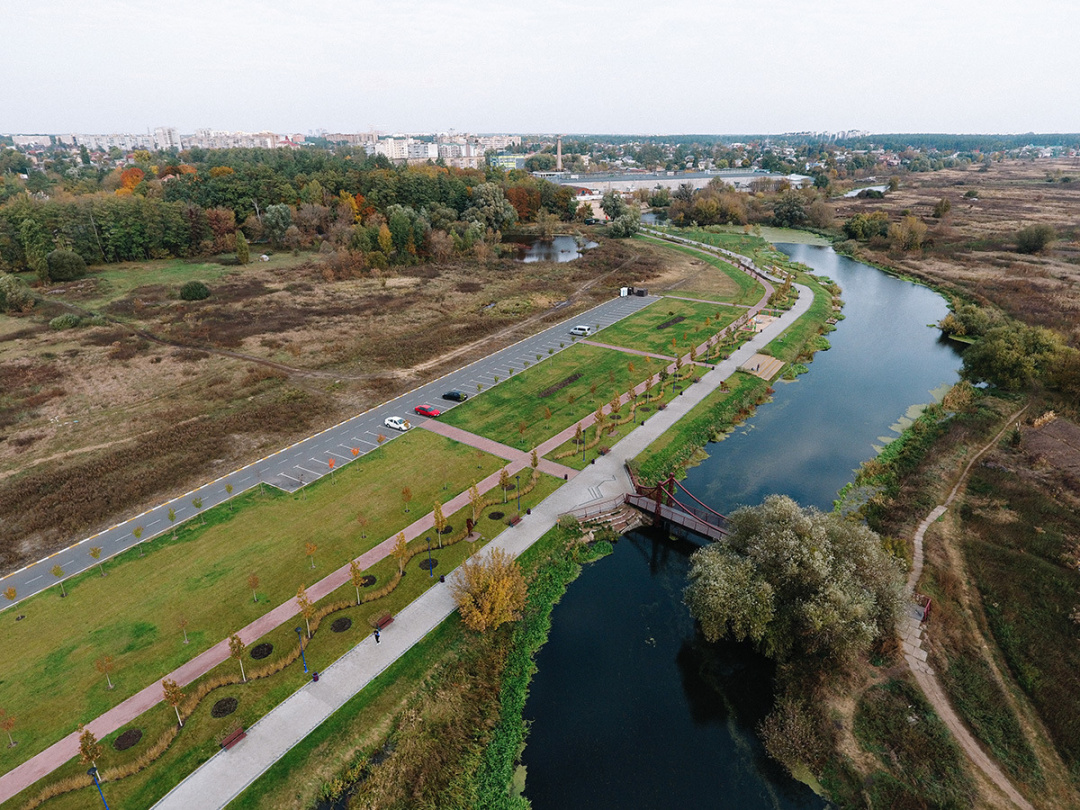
[569,325,594,337]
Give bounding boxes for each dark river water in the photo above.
[521,245,964,809]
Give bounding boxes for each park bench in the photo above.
[375,614,394,630]
[220,727,246,751]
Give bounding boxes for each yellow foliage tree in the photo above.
[450,548,527,633]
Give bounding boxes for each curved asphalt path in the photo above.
[0,295,657,608]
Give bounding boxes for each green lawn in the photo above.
[4,473,566,810]
[0,429,507,774]
[636,236,764,306]
[596,297,742,357]
[441,343,658,449]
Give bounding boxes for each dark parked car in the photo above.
[442,390,468,402]
[414,405,442,418]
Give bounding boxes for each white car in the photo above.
[384,416,411,432]
[569,325,594,337]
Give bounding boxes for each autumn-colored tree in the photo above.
[51,564,66,597]
[162,679,185,727]
[78,724,102,768]
[376,434,387,445]
[133,524,144,556]
[451,548,527,633]
[574,422,584,447]
[95,655,115,689]
[192,497,204,524]
[469,484,484,523]
[0,709,16,747]
[499,468,511,504]
[401,486,413,513]
[89,546,104,576]
[432,501,447,548]
[610,392,622,415]
[475,448,485,469]
[296,585,315,638]
[305,541,317,569]
[594,405,607,437]
[543,405,552,420]
[228,634,247,682]
[168,506,177,537]
[3,587,15,603]
[517,420,528,445]
[356,510,369,538]
[628,361,635,373]
[391,532,409,575]
[378,223,393,254]
[119,166,145,191]
[531,449,539,470]
[349,560,365,605]
[177,614,190,644]
[351,447,360,459]
[327,457,335,483]
[248,573,260,603]
[225,483,234,509]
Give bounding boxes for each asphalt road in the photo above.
[1,294,658,607]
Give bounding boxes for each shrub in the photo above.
[49,313,82,330]
[179,280,211,301]
[1015,224,1055,254]
[0,272,34,312]
[46,249,87,281]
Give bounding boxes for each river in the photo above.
[520,245,963,808]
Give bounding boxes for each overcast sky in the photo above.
[4,0,1078,136]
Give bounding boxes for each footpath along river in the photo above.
[520,244,964,808]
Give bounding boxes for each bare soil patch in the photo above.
[249,643,273,660]
[113,728,143,751]
[211,697,238,718]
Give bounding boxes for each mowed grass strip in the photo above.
[6,474,565,810]
[441,343,659,449]
[595,297,743,357]
[0,429,506,772]
[636,235,764,306]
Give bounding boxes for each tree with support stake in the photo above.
[78,724,102,769]
[133,525,144,556]
[89,547,105,576]
[163,679,185,727]
[95,655,115,690]
[0,709,16,748]
[432,501,447,548]
[499,469,511,503]
[177,614,190,644]
[51,564,66,596]
[229,634,247,682]
[328,457,335,483]
[401,486,413,513]
[349,560,365,605]
[305,542,317,569]
[192,497,204,524]
[391,532,409,575]
[168,507,177,538]
[248,573,260,603]
[296,585,315,638]
[469,484,483,524]
[3,586,15,605]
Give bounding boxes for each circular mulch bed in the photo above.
[419,558,438,571]
[249,643,273,660]
[439,524,453,535]
[638,406,652,412]
[331,617,353,633]
[503,483,517,492]
[360,575,376,588]
[211,697,238,718]
[488,511,504,521]
[113,728,142,751]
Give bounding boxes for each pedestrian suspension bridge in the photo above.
[625,470,729,541]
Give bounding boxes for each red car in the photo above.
[414,405,442,418]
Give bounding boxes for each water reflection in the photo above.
[511,234,597,263]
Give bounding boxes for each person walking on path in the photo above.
[374,628,380,644]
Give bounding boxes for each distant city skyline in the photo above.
[4,0,1078,136]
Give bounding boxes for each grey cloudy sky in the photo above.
[4,0,1078,135]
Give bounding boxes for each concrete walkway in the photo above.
[152,283,813,809]
[901,406,1033,810]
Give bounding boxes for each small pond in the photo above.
[511,235,597,263]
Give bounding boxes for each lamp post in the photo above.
[425,536,433,578]
[516,474,521,515]
[87,767,110,809]
[295,627,307,673]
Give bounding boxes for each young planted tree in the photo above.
[531,449,539,470]
[517,420,529,445]
[574,422,584,447]
[594,405,608,438]
[133,525,144,556]
[2,587,15,604]
[432,501,447,549]
[162,679,185,727]
[450,548,527,633]
[168,506,177,538]
[475,448,485,469]
[228,634,247,682]
[610,392,622,416]
[356,510,368,539]
[349,559,365,605]
[51,564,66,596]
[0,709,15,747]
[177,614,190,644]
[78,724,102,769]
[391,532,409,575]
[499,469,511,504]
[305,541,317,569]
[95,655,115,689]
[89,546,104,576]
[401,486,413,513]
[469,484,484,524]
[248,573,260,603]
[296,585,315,638]
[192,497,204,524]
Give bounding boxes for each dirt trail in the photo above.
[903,405,1034,810]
